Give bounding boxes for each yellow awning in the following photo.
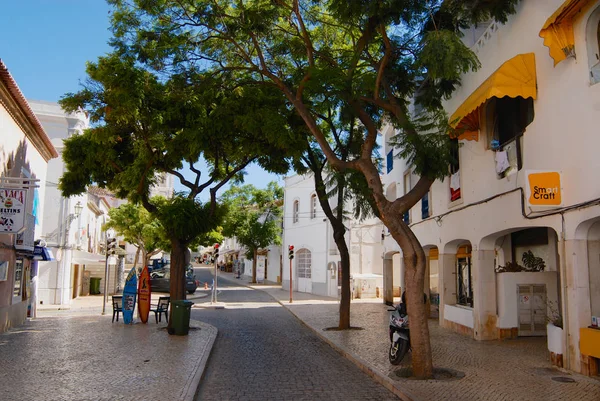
[539,0,593,66]
[449,53,537,140]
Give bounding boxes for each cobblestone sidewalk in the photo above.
[1,303,216,401]
[222,272,600,401]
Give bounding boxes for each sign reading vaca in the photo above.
[526,171,562,207]
[0,188,27,233]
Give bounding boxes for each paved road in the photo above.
[192,267,398,401]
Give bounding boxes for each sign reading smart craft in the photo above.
[526,171,562,207]
[0,188,27,233]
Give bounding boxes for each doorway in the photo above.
[296,248,312,293]
[518,284,547,336]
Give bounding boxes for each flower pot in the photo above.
[547,322,564,367]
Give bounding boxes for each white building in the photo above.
[282,173,384,298]
[30,100,120,305]
[0,60,58,332]
[219,217,283,284]
[381,0,600,376]
[150,172,175,199]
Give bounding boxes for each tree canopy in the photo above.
[104,199,168,267]
[59,46,305,303]
[97,0,518,372]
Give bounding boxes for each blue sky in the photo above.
[0,0,284,199]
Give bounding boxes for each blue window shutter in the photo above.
[386,150,394,173]
[421,192,429,219]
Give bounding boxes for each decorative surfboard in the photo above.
[137,266,151,324]
[122,267,137,324]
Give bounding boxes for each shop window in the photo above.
[0,261,8,281]
[486,96,534,178]
[449,138,461,202]
[456,246,473,307]
[13,259,23,298]
[293,200,299,223]
[310,194,317,219]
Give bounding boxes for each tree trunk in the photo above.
[356,160,434,379]
[168,238,187,329]
[384,213,433,379]
[331,220,351,329]
[133,247,140,269]
[251,248,257,284]
[142,248,149,269]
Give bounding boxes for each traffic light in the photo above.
[107,238,118,255]
[213,243,220,259]
[288,245,294,260]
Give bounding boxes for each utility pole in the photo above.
[288,245,294,303]
[102,234,109,315]
[212,243,220,304]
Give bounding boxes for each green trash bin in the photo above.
[171,300,194,335]
[90,277,101,295]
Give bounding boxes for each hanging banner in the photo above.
[0,188,27,233]
[526,171,562,207]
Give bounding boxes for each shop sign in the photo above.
[0,188,27,233]
[526,171,562,207]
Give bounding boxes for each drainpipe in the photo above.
[559,214,570,370]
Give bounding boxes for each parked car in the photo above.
[150,264,198,294]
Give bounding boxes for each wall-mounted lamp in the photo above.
[74,201,83,218]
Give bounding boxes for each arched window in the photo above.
[310,194,317,219]
[293,200,299,223]
[586,5,600,84]
[296,249,312,278]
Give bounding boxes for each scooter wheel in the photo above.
[389,339,409,365]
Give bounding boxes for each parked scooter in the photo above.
[388,292,428,365]
[388,301,410,365]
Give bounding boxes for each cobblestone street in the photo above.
[193,269,398,401]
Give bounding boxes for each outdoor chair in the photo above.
[112,296,123,323]
[150,296,170,324]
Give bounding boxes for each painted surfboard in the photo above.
[122,267,137,324]
[137,266,151,324]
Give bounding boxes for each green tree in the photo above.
[293,111,379,330]
[59,54,302,311]
[104,200,168,268]
[221,182,283,283]
[105,0,518,376]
